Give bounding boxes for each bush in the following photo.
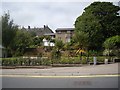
[1,56,114,66]
[2,57,18,66]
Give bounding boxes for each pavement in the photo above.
[1,63,119,76]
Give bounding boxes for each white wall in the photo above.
[43,38,55,46]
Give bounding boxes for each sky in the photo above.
[1,0,120,32]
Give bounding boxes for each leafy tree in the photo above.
[29,31,36,37]
[51,39,64,60]
[64,42,71,51]
[73,31,89,50]
[55,39,64,51]
[75,2,120,51]
[2,13,18,56]
[11,30,33,56]
[44,35,51,41]
[73,31,88,61]
[103,35,120,57]
[32,36,44,47]
[2,13,18,48]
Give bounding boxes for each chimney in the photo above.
[44,25,46,29]
[28,26,30,29]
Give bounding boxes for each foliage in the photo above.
[103,35,120,49]
[2,13,17,48]
[51,39,64,60]
[55,39,64,51]
[2,13,18,56]
[103,35,120,57]
[2,12,35,57]
[44,35,51,41]
[73,31,89,50]
[64,42,72,50]
[29,31,36,37]
[32,36,44,47]
[11,30,33,56]
[51,48,61,60]
[75,2,120,50]
[1,55,116,66]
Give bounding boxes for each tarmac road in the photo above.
[1,63,119,88]
[2,75,119,88]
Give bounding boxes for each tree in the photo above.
[103,35,120,57]
[29,31,36,37]
[75,2,120,51]
[51,39,64,60]
[11,30,33,56]
[2,12,18,56]
[55,39,64,51]
[73,31,89,50]
[73,31,88,62]
[32,36,44,47]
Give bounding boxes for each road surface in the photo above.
[2,75,119,88]
[1,63,119,88]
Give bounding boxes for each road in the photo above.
[1,63,119,88]
[2,75,119,88]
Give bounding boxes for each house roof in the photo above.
[44,33,55,36]
[55,28,74,31]
[22,25,54,36]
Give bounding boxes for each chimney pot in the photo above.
[28,26,30,29]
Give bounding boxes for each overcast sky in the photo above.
[1,0,120,32]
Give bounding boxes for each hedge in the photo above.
[0,56,115,66]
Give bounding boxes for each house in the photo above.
[44,33,55,39]
[22,25,55,46]
[22,25,75,46]
[43,33,55,46]
[22,25,54,37]
[55,28,74,43]
[43,38,55,46]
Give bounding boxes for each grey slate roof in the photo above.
[22,25,54,36]
[55,28,74,32]
[44,33,55,36]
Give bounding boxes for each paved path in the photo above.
[1,63,119,76]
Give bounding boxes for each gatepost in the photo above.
[93,56,97,65]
